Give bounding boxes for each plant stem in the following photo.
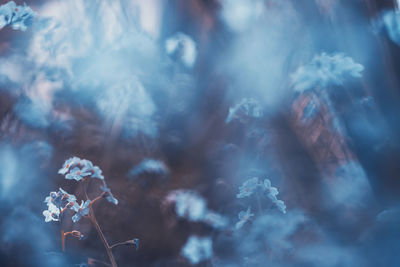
[61,229,65,252]
[110,240,131,249]
[89,210,118,267]
[83,180,117,267]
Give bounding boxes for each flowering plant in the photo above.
[43,157,138,267]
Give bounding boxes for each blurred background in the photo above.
[1,0,400,266]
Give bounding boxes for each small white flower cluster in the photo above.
[43,187,92,223]
[43,157,118,223]
[291,53,364,92]
[181,236,213,265]
[235,177,286,229]
[165,32,197,68]
[235,207,254,229]
[166,190,229,229]
[58,157,118,205]
[129,158,169,177]
[226,98,263,124]
[43,188,76,222]
[58,157,104,181]
[43,187,93,223]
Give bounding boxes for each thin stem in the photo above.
[89,212,117,267]
[83,179,117,267]
[61,229,65,252]
[89,192,105,207]
[110,241,130,248]
[110,241,131,249]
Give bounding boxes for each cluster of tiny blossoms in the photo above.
[236,177,286,229]
[43,157,118,223]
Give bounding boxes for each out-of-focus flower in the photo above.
[376,207,400,223]
[181,236,213,265]
[263,179,279,200]
[71,200,91,223]
[378,10,400,46]
[220,0,263,33]
[129,159,168,177]
[203,211,229,229]
[226,98,263,124]
[291,53,364,92]
[235,207,254,229]
[263,179,286,213]
[101,184,118,205]
[65,167,92,181]
[0,1,35,31]
[13,97,49,129]
[167,190,207,221]
[237,177,260,198]
[21,141,53,160]
[273,199,287,214]
[165,32,197,68]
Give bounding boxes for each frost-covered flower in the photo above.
[59,188,77,203]
[262,179,286,213]
[166,32,197,68]
[237,177,260,198]
[58,157,81,175]
[59,157,105,181]
[226,98,263,124]
[203,211,229,229]
[273,199,287,214]
[44,188,76,211]
[263,179,279,201]
[167,190,207,221]
[291,53,364,92]
[378,10,400,46]
[101,185,118,205]
[181,236,213,265]
[235,207,254,229]
[91,166,104,180]
[44,191,62,208]
[43,188,79,223]
[71,200,91,222]
[0,1,35,31]
[129,159,168,177]
[43,203,60,222]
[65,167,92,181]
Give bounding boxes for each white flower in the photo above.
[237,177,260,198]
[235,207,254,229]
[181,236,213,264]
